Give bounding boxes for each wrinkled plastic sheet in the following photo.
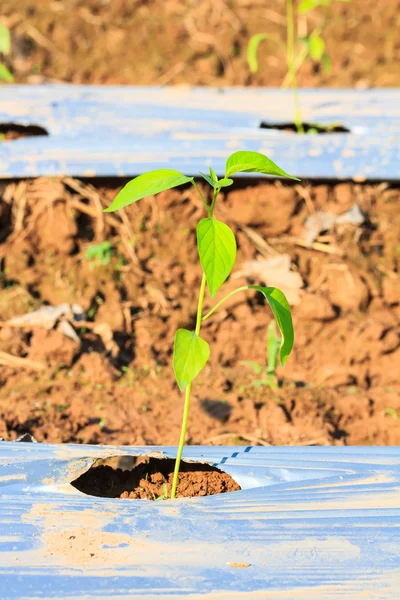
[1,86,400,180]
[0,442,399,598]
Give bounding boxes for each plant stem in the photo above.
[282,25,323,89]
[195,272,207,335]
[171,186,218,499]
[286,0,304,133]
[210,187,219,215]
[170,272,207,499]
[202,286,248,322]
[170,382,192,499]
[192,181,211,216]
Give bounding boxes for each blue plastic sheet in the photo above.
[1,86,399,180]
[1,442,399,598]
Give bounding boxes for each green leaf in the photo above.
[0,63,13,82]
[0,24,11,55]
[249,286,294,366]
[308,34,325,61]
[199,172,233,189]
[384,408,398,421]
[266,320,281,375]
[173,329,210,391]
[199,172,217,188]
[197,218,236,298]
[247,33,271,74]
[209,167,218,182]
[218,177,234,187]
[240,360,263,375]
[104,169,193,212]
[298,0,319,13]
[225,151,299,180]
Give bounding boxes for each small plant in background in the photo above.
[384,408,398,421]
[248,0,352,132]
[241,320,281,389]
[0,23,14,83]
[85,241,113,268]
[105,150,298,499]
[155,483,169,501]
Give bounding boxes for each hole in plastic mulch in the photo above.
[0,123,49,141]
[71,455,241,500]
[260,121,350,134]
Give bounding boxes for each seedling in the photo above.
[241,320,281,389]
[384,408,398,421]
[85,241,113,267]
[0,23,14,83]
[105,150,298,499]
[248,0,352,132]
[155,483,169,501]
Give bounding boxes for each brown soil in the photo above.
[72,457,241,500]
[0,124,49,141]
[0,177,399,448]
[1,0,400,88]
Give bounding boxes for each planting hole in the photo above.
[260,121,350,134]
[0,123,49,141]
[71,456,241,500]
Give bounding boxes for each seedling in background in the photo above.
[384,408,398,421]
[248,0,352,132]
[0,23,14,83]
[105,150,298,499]
[241,320,281,389]
[85,241,113,268]
[155,483,169,501]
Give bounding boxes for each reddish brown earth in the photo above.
[1,0,400,88]
[0,178,399,448]
[72,458,241,500]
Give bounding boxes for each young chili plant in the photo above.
[248,0,352,132]
[105,150,298,499]
[241,320,281,390]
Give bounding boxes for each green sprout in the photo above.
[85,241,113,267]
[384,408,398,421]
[247,0,352,132]
[0,23,14,83]
[241,320,281,389]
[155,483,169,501]
[105,150,298,499]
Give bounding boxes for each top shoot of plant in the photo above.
[248,0,352,132]
[105,151,298,499]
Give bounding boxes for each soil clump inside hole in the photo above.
[260,121,350,134]
[0,123,49,141]
[71,457,241,500]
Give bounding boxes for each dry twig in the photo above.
[0,351,45,371]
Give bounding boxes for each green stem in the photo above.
[195,272,207,334]
[170,272,207,499]
[286,0,304,134]
[281,44,308,88]
[210,187,219,215]
[202,286,248,322]
[171,185,219,499]
[192,181,211,216]
[170,382,192,499]
[282,26,322,88]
